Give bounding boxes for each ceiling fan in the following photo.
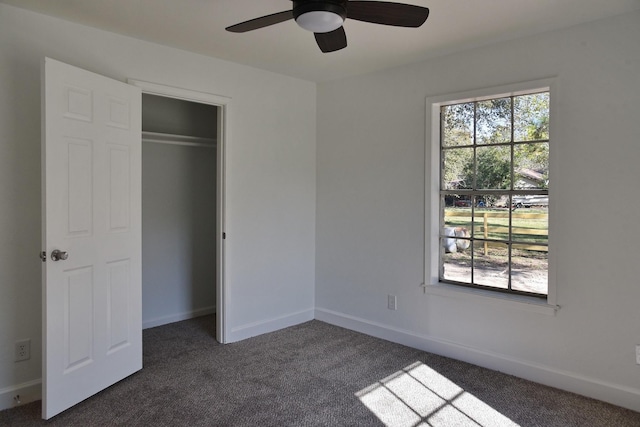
[225,0,430,53]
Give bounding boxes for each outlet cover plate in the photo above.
[636,345,640,365]
[15,339,30,362]
[388,294,397,310]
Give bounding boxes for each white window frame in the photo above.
[425,78,559,315]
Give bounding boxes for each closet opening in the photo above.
[139,90,226,342]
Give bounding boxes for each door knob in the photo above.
[51,249,69,261]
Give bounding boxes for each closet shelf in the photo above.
[142,131,216,148]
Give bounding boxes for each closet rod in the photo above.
[142,131,216,149]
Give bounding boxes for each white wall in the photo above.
[142,142,216,328]
[316,11,640,412]
[0,3,316,408]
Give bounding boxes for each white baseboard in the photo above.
[0,379,41,412]
[142,306,216,329]
[315,307,640,413]
[227,308,314,343]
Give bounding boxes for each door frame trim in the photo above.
[128,79,230,344]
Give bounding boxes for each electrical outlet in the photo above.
[15,339,30,362]
[388,294,397,311]
[636,345,640,365]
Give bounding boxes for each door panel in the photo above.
[107,144,131,231]
[64,266,94,372]
[106,259,131,353]
[42,57,142,419]
[66,138,93,235]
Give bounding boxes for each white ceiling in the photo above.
[3,0,640,82]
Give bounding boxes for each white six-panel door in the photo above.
[42,57,142,419]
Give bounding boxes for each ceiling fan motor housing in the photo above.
[293,0,348,33]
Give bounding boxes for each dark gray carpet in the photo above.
[1,316,639,426]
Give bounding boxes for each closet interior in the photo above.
[141,93,218,328]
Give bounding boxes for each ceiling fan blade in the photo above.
[226,10,293,33]
[347,1,429,28]
[315,27,347,53]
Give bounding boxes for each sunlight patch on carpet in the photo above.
[356,361,520,427]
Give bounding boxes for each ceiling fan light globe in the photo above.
[296,11,344,33]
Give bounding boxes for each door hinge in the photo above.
[40,251,46,262]
[223,232,226,240]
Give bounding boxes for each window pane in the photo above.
[514,143,548,190]
[511,193,549,211]
[476,97,511,145]
[473,194,505,210]
[514,92,549,142]
[473,205,509,242]
[473,194,491,209]
[475,145,511,190]
[443,195,472,208]
[442,148,473,190]
[443,207,472,239]
[511,249,548,295]
[442,103,474,147]
[441,250,471,284]
[473,242,509,289]
[511,207,548,247]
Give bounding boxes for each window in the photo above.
[428,82,553,301]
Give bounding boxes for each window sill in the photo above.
[424,282,559,316]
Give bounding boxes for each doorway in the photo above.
[130,79,229,343]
